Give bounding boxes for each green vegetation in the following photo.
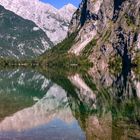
[109,55,122,75]
[133,51,140,66]
[124,13,135,27]
[133,52,140,78]
[82,39,97,57]
[39,32,93,73]
[41,32,78,56]
[82,73,97,91]
[0,57,19,68]
[134,66,140,79]
[0,57,39,68]
[101,30,111,43]
[124,13,138,32]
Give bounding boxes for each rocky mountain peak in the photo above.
[59,3,77,21]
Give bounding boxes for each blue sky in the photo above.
[40,0,81,8]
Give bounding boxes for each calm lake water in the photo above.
[0,68,139,140]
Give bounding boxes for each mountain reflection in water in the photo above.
[0,68,139,140]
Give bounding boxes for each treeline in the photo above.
[0,57,40,68]
[0,32,93,72]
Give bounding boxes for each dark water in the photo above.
[0,68,139,140]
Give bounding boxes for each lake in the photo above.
[0,68,139,140]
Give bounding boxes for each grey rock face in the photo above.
[68,0,115,55]
[69,0,114,34]
[68,0,140,69]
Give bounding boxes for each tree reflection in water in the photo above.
[0,67,139,140]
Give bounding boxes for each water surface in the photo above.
[0,68,139,140]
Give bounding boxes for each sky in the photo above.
[40,0,81,9]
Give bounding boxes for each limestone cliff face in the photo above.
[68,0,140,70]
[69,0,114,34]
[68,0,114,54]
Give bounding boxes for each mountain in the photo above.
[0,0,76,45]
[40,0,140,72]
[68,0,140,70]
[0,5,53,59]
